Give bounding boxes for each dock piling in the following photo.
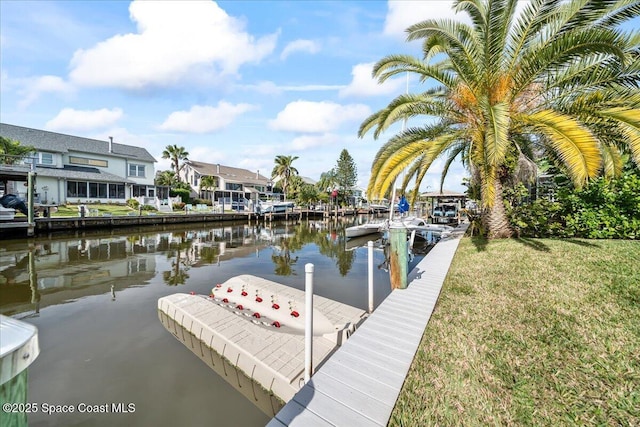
[389,225,408,289]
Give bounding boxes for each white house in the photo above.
[0,123,157,205]
[180,160,271,210]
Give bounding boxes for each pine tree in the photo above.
[335,149,357,204]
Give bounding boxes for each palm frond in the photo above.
[599,107,640,165]
[358,93,450,139]
[368,130,459,199]
[484,100,511,167]
[518,109,602,186]
[372,54,456,88]
[406,19,482,85]
[440,143,467,192]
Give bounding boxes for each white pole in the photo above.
[368,241,374,314]
[304,263,314,383]
[389,184,396,222]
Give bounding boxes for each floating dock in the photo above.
[158,275,367,415]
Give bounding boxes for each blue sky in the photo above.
[4,1,634,194]
[1,0,473,193]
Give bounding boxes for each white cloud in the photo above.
[69,0,278,89]
[279,84,344,92]
[46,108,123,131]
[188,146,227,165]
[238,81,344,95]
[91,127,159,158]
[237,157,274,174]
[238,81,283,95]
[0,68,10,92]
[241,145,278,157]
[339,62,405,98]
[383,1,471,38]
[269,101,371,133]
[280,39,320,60]
[384,0,529,39]
[290,133,341,151]
[19,75,74,108]
[159,102,257,133]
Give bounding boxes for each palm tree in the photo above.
[199,175,217,201]
[317,169,338,193]
[271,155,299,201]
[161,145,189,180]
[155,170,177,186]
[0,136,34,165]
[1,137,35,192]
[359,0,639,238]
[154,170,178,201]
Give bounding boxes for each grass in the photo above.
[50,204,138,217]
[390,237,640,426]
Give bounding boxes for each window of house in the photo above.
[67,181,88,198]
[132,185,147,197]
[225,182,243,191]
[38,152,54,165]
[129,164,145,177]
[69,156,108,167]
[89,183,108,198]
[109,184,125,199]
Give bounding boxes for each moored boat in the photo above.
[345,220,387,239]
[258,201,295,213]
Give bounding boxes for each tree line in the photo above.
[155,145,359,207]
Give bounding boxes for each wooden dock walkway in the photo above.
[267,224,468,426]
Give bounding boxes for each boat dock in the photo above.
[1,208,369,237]
[267,225,467,426]
[158,275,368,415]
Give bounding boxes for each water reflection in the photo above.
[2,222,406,314]
[0,218,400,426]
[262,221,358,277]
[0,218,434,317]
[0,237,156,317]
[0,219,376,317]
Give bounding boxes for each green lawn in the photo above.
[50,204,138,217]
[42,204,234,217]
[390,237,640,426]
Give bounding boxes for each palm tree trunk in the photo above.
[483,180,514,239]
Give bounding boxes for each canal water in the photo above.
[0,217,424,426]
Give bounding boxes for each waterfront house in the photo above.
[179,160,271,210]
[0,123,156,205]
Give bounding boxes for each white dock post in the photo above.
[304,263,314,384]
[368,241,374,313]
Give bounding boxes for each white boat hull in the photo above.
[345,223,383,239]
[260,202,295,213]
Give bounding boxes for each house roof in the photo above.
[186,160,269,185]
[421,190,466,198]
[35,165,136,183]
[271,175,317,185]
[0,123,156,163]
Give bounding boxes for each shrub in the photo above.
[170,189,191,204]
[173,202,185,210]
[559,170,640,239]
[507,168,640,239]
[127,199,140,209]
[508,198,567,237]
[141,205,157,211]
[192,198,212,206]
